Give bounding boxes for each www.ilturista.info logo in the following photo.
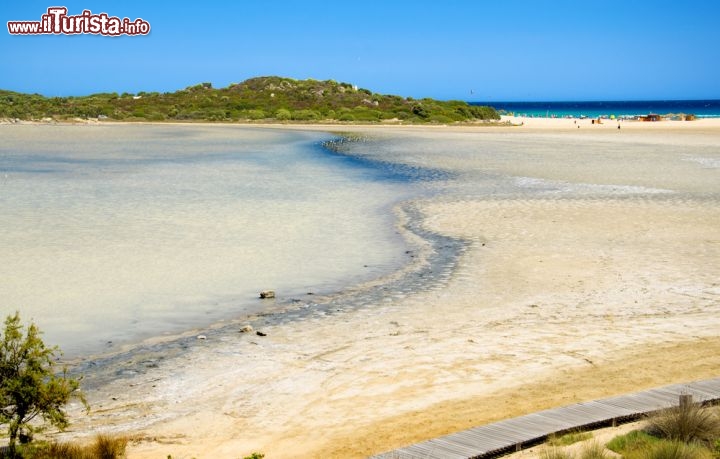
[7,7,150,36]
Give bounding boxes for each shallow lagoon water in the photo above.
[0,124,415,356]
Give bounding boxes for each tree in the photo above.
[0,312,85,456]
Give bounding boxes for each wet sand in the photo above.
[55,119,720,458]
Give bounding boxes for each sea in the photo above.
[471,99,720,119]
[0,124,419,357]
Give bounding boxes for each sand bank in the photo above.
[55,120,720,458]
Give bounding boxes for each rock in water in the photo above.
[259,290,275,299]
[240,325,254,333]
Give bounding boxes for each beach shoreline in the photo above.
[5,114,720,131]
[10,119,719,458]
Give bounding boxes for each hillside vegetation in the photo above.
[0,76,498,124]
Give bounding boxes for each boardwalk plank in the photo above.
[372,377,720,459]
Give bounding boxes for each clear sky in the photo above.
[2,1,719,101]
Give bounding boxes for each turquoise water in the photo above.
[472,100,720,118]
[0,125,415,356]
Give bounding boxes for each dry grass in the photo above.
[646,404,720,445]
[548,431,593,447]
[43,442,88,459]
[539,442,611,459]
[92,434,128,459]
[640,440,713,459]
[540,447,574,459]
[577,442,610,459]
[6,434,129,459]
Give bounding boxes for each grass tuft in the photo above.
[646,403,720,445]
[578,441,610,459]
[641,440,713,459]
[607,429,661,455]
[548,431,593,447]
[93,434,129,459]
[5,434,129,459]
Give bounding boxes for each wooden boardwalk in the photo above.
[372,377,720,459]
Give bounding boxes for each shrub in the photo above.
[469,105,501,120]
[204,109,227,121]
[291,109,320,121]
[411,105,428,118]
[275,108,291,120]
[147,112,166,121]
[349,108,381,122]
[243,109,266,120]
[646,403,720,445]
[428,114,455,124]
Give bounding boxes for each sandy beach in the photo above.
[50,118,720,458]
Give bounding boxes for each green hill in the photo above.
[0,76,499,123]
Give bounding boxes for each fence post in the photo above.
[679,394,693,409]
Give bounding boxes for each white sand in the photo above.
[54,119,720,458]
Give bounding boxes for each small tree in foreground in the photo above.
[0,312,85,456]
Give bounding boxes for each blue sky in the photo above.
[2,1,719,101]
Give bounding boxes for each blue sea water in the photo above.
[471,100,720,119]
